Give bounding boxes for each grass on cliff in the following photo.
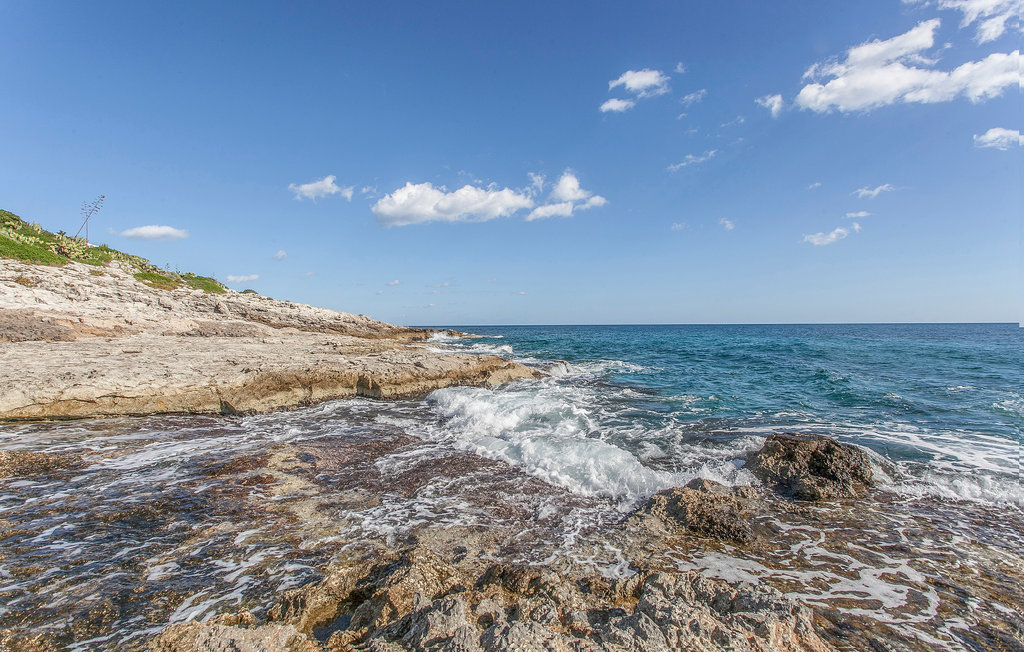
[1,209,228,294]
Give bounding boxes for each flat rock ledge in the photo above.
[0,258,540,420]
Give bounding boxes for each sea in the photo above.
[1,323,1022,650]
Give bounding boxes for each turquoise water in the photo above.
[426,323,1023,505]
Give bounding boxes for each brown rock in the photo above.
[637,478,758,544]
[0,450,82,478]
[746,434,873,500]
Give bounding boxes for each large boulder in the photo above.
[746,434,873,500]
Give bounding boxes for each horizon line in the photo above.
[414,321,1021,328]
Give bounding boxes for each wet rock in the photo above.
[253,545,831,652]
[148,622,319,652]
[635,478,759,544]
[0,450,82,478]
[747,434,873,500]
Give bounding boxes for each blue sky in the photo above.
[1,1,1020,325]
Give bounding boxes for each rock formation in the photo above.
[0,258,539,420]
[746,433,874,500]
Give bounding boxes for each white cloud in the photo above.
[609,69,670,97]
[374,172,606,226]
[550,172,589,202]
[516,291,528,295]
[226,274,259,283]
[917,0,1024,42]
[671,222,687,231]
[526,172,608,221]
[854,183,895,198]
[301,272,315,278]
[719,218,735,231]
[808,182,823,189]
[675,62,687,74]
[387,280,400,286]
[720,116,745,127]
[120,225,189,240]
[273,249,287,260]
[600,98,636,113]
[846,211,872,218]
[795,19,1023,113]
[667,149,718,171]
[527,202,574,220]
[288,175,354,201]
[372,182,534,227]
[973,126,1023,149]
[804,222,861,245]
[680,89,707,106]
[528,172,545,195]
[756,93,784,117]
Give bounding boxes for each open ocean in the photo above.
[2,322,1022,649]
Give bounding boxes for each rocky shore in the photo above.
[144,434,866,651]
[0,258,538,420]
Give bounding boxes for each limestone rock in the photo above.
[746,434,873,500]
[0,257,540,420]
[149,622,318,652]
[637,478,759,544]
[250,544,832,652]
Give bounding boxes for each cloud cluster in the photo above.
[226,274,259,283]
[804,222,861,246]
[854,183,895,199]
[795,19,1022,112]
[973,127,1023,149]
[273,249,287,260]
[918,0,1024,42]
[602,68,669,112]
[667,149,718,171]
[719,218,735,231]
[120,225,189,240]
[371,172,606,227]
[289,175,354,201]
[845,211,872,218]
[756,94,784,117]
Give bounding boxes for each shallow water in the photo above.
[1,323,1022,650]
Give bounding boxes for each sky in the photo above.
[1,0,1020,325]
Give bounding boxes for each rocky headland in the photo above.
[0,257,538,420]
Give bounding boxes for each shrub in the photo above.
[133,271,180,290]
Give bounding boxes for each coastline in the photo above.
[0,258,538,420]
[2,258,1022,651]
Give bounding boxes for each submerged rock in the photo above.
[0,450,81,478]
[746,434,873,500]
[634,478,760,544]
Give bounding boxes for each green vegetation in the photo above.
[182,272,226,294]
[133,271,181,290]
[1,209,228,294]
